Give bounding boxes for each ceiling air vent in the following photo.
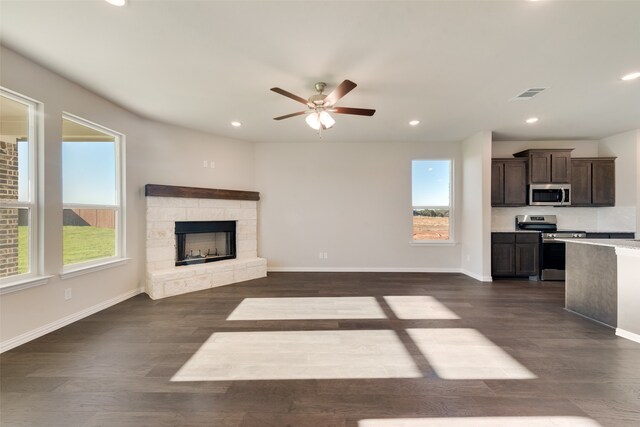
[511,87,547,101]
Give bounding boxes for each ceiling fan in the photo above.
[270,80,375,131]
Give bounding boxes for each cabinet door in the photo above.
[592,160,615,206]
[571,160,592,205]
[551,151,572,183]
[491,161,505,206]
[515,243,539,276]
[504,160,527,206]
[492,243,515,276]
[529,152,551,183]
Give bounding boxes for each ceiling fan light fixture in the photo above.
[305,112,322,130]
[621,71,640,81]
[319,111,335,129]
[105,0,127,6]
[271,79,375,133]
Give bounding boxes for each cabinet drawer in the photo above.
[492,233,515,243]
[586,233,609,239]
[609,233,635,239]
[516,233,540,243]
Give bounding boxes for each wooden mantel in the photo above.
[145,184,260,201]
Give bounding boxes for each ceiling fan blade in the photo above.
[270,87,311,106]
[323,80,357,107]
[332,107,376,116]
[273,111,308,120]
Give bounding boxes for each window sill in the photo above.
[410,240,458,247]
[60,258,131,280]
[0,275,53,295]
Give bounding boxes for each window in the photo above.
[0,88,40,285]
[62,114,124,269]
[412,159,452,242]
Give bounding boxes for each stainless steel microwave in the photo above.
[529,184,571,206]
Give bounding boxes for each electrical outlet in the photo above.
[202,160,208,168]
[210,161,215,169]
[324,252,329,259]
[64,288,72,300]
[319,252,323,259]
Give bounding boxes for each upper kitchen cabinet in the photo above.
[571,158,616,206]
[492,158,527,206]
[514,149,573,184]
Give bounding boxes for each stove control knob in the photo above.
[573,233,580,238]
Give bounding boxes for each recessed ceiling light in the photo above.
[525,117,539,124]
[409,120,420,126]
[231,121,242,127]
[621,71,640,81]
[105,0,127,6]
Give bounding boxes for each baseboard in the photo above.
[616,328,640,344]
[0,287,144,353]
[460,269,493,282]
[267,267,492,283]
[267,267,463,273]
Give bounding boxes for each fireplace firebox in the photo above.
[175,221,236,266]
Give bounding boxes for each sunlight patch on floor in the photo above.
[407,328,536,380]
[226,297,387,320]
[226,295,460,321]
[171,330,422,381]
[383,296,460,319]
[358,416,602,426]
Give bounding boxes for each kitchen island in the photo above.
[563,238,640,343]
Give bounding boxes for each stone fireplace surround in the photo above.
[145,184,266,299]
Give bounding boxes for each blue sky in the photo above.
[18,140,116,204]
[62,142,116,205]
[17,141,29,200]
[412,160,451,207]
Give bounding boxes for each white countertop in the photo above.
[559,238,640,250]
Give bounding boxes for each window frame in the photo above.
[0,87,42,289]
[410,158,455,245]
[60,112,126,274]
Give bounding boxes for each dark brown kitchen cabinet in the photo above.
[492,232,539,278]
[514,149,573,184]
[586,232,634,239]
[491,158,527,206]
[592,159,615,205]
[570,158,616,206]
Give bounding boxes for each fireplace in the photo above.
[145,184,265,300]
[175,220,236,266]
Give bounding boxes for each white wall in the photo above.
[492,139,600,158]
[616,247,640,342]
[491,138,637,233]
[254,141,463,271]
[598,130,639,233]
[0,46,255,348]
[461,131,492,281]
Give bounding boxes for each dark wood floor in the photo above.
[2,272,640,427]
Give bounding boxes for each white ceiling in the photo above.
[1,0,639,144]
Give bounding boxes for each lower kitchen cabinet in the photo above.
[585,232,635,239]
[492,232,539,278]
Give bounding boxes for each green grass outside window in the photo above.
[17,226,115,273]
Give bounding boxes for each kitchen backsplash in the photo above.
[492,206,636,232]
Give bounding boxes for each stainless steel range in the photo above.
[515,215,586,281]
